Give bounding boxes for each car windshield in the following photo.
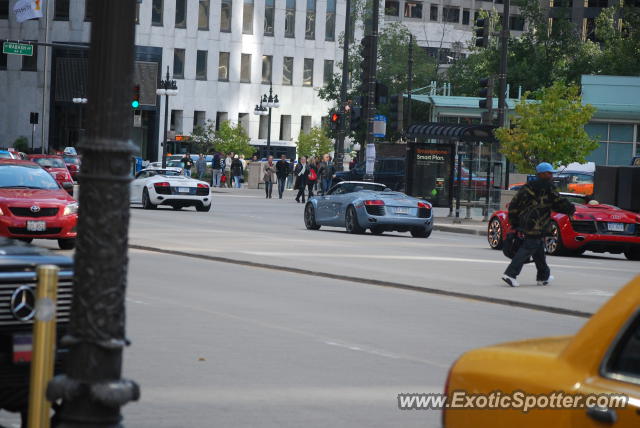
[563,194,589,205]
[159,170,182,177]
[63,156,80,165]
[33,157,66,168]
[0,165,60,189]
[167,160,182,167]
[0,152,13,159]
[330,183,386,195]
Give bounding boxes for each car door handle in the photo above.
[586,406,617,424]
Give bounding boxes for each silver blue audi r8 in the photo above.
[304,181,433,237]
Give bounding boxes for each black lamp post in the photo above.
[71,96,87,146]
[157,66,178,168]
[253,83,280,157]
[46,2,139,426]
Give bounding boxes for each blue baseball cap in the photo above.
[535,162,556,173]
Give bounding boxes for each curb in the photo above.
[434,224,485,236]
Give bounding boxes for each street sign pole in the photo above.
[364,0,379,181]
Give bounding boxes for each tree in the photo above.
[296,127,334,159]
[495,83,598,173]
[595,6,640,76]
[190,119,216,154]
[213,121,254,158]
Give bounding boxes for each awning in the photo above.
[406,123,497,143]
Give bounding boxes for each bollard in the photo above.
[27,265,59,428]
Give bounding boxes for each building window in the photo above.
[238,113,250,132]
[404,1,422,19]
[285,0,296,38]
[279,115,292,141]
[218,52,230,81]
[325,0,336,41]
[55,0,69,20]
[241,53,252,83]
[0,0,8,20]
[303,58,314,87]
[152,0,163,26]
[443,7,459,23]
[385,0,399,16]
[175,0,187,28]
[21,44,37,71]
[259,115,269,139]
[462,9,470,25]
[323,60,333,87]
[262,55,273,84]
[509,15,525,31]
[173,49,185,79]
[196,50,208,80]
[306,0,316,40]
[283,57,294,86]
[220,0,231,32]
[216,112,229,130]
[0,52,7,70]
[194,111,207,128]
[199,0,210,30]
[301,116,312,134]
[430,4,438,21]
[264,0,275,36]
[585,123,636,165]
[243,0,254,34]
[551,0,573,6]
[170,110,183,133]
[84,0,95,21]
[587,0,606,7]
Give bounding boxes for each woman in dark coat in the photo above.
[231,155,244,188]
[294,156,309,203]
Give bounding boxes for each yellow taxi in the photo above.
[443,276,640,427]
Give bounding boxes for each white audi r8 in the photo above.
[130,168,212,211]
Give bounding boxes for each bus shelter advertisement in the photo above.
[407,143,453,207]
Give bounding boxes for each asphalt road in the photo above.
[0,188,635,427]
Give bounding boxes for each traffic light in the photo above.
[478,77,493,110]
[389,95,404,132]
[475,18,489,48]
[131,84,141,109]
[375,82,389,106]
[350,105,363,132]
[330,112,341,130]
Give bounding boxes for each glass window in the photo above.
[303,58,314,87]
[175,0,187,28]
[385,0,399,16]
[283,57,294,86]
[84,0,95,21]
[220,0,231,32]
[604,313,640,381]
[608,143,633,165]
[194,111,207,128]
[325,0,336,41]
[285,0,296,38]
[586,142,607,165]
[609,124,634,142]
[54,0,69,20]
[243,0,254,34]
[585,123,608,141]
[197,0,210,30]
[218,52,230,81]
[21,44,37,71]
[152,0,163,26]
[462,9,470,25]
[323,60,333,87]
[306,0,316,40]
[404,1,422,18]
[262,55,273,84]
[588,0,606,6]
[241,53,252,83]
[173,49,185,79]
[443,7,459,23]
[279,115,292,140]
[0,0,8,20]
[430,4,438,21]
[196,50,208,80]
[264,0,275,36]
[510,15,525,31]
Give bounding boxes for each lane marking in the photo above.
[567,290,615,297]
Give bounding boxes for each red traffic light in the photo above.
[331,113,340,122]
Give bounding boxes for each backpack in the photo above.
[502,232,524,259]
[308,168,317,181]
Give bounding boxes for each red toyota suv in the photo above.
[0,160,78,249]
[27,155,74,194]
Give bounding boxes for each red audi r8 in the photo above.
[27,154,74,194]
[487,193,640,260]
[0,160,77,249]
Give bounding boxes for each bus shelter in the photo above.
[405,123,499,217]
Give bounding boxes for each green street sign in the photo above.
[2,42,34,56]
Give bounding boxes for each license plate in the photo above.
[607,222,625,232]
[13,333,32,364]
[26,221,46,232]
[395,207,409,215]
[178,187,190,193]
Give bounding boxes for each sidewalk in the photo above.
[211,187,488,236]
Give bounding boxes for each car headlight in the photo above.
[63,202,78,216]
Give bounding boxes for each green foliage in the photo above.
[12,136,29,153]
[595,6,640,76]
[190,119,216,154]
[296,127,334,159]
[495,83,598,173]
[213,121,254,158]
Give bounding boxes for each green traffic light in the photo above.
[131,100,140,109]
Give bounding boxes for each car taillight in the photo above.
[154,182,170,187]
[197,183,209,188]
[418,202,431,209]
[364,200,384,206]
